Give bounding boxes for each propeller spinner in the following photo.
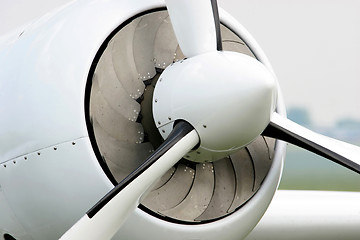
[153,51,277,162]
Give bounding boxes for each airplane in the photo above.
[0,0,359,239]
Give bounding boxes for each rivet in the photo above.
[158,121,161,125]
[203,125,207,128]
[3,164,6,168]
[13,161,16,164]
[37,152,41,156]
[168,117,172,121]
[54,147,57,150]
[72,142,76,145]
[24,157,27,160]
[162,130,165,133]
[155,99,158,103]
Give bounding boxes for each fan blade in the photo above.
[228,148,255,213]
[149,166,176,190]
[247,136,273,192]
[165,0,222,58]
[263,112,360,174]
[160,163,215,221]
[195,158,236,221]
[92,119,154,182]
[60,122,199,240]
[142,164,195,212]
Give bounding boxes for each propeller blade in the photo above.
[60,121,199,240]
[263,112,360,174]
[165,0,222,58]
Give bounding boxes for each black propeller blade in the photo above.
[263,112,360,174]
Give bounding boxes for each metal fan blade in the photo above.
[110,18,146,96]
[90,82,144,143]
[92,119,153,182]
[228,148,255,212]
[149,167,176,190]
[165,0,221,58]
[195,158,236,221]
[132,11,168,79]
[141,164,195,212]
[247,136,273,192]
[93,48,141,121]
[161,163,215,221]
[61,122,199,240]
[153,15,179,69]
[263,112,360,174]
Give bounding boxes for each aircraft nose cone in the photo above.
[153,51,277,162]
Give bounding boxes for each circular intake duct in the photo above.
[88,10,276,223]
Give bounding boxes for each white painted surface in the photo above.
[165,0,217,57]
[153,51,277,161]
[247,190,360,240]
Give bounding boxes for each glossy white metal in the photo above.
[0,138,112,239]
[153,51,277,162]
[165,0,217,57]
[0,0,287,239]
[60,130,199,240]
[247,190,360,240]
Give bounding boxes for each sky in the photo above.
[1,0,359,127]
[219,0,360,127]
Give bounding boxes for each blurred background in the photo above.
[1,0,359,191]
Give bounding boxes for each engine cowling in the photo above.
[0,0,286,239]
